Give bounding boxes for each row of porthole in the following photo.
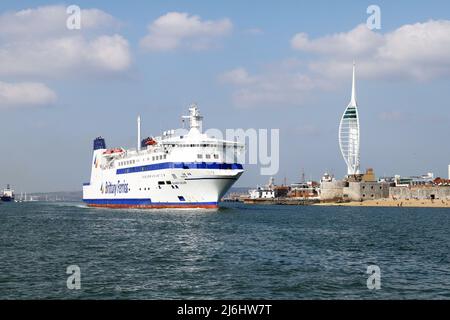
[118,159,136,166]
[139,184,180,191]
[197,154,220,160]
[119,155,167,167]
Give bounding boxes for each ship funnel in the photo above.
[93,137,106,150]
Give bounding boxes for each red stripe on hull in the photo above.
[87,203,219,209]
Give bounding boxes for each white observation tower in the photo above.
[339,62,360,175]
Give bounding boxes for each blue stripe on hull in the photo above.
[83,198,218,207]
[84,198,153,206]
[116,162,243,175]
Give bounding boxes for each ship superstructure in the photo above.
[82,105,244,209]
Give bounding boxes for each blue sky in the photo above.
[1,1,450,192]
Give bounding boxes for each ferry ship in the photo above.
[82,105,244,209]
[1,185,15,202]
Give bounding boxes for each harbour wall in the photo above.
[389,186,450,200]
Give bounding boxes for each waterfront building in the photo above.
[394,173,434,187]
[248,177,276,199]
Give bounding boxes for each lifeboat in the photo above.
[103,148,124,155]
[142,137,157,146]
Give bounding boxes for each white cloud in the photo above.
[219,65,325,107]
[291,24,383,57]
[0,81,56,109]
[0,5,131,77]
[140,12,232,51]
[222,20,450,108]
[0,6,119,39]
[292,20,450,81]
[219,68,255,85]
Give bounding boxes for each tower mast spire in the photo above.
[350,61,357,106]
[339,61,361,176]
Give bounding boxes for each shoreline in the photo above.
[314,198,450,208]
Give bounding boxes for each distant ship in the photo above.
[1,185,15,202]
[82,105,245,209]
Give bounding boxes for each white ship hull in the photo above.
[82,105,244,209]
[83,164,243,209]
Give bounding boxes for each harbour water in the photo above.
[0,202,449,299]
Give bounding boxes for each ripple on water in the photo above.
[0,202,450,299]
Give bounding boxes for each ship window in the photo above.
[197,154,203,159]
[178,196,186,201]
[158,181,165,185]
[214,154,219,159]
[164,155,166,159]
[166,181,171,185]
[206,154,211,159]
